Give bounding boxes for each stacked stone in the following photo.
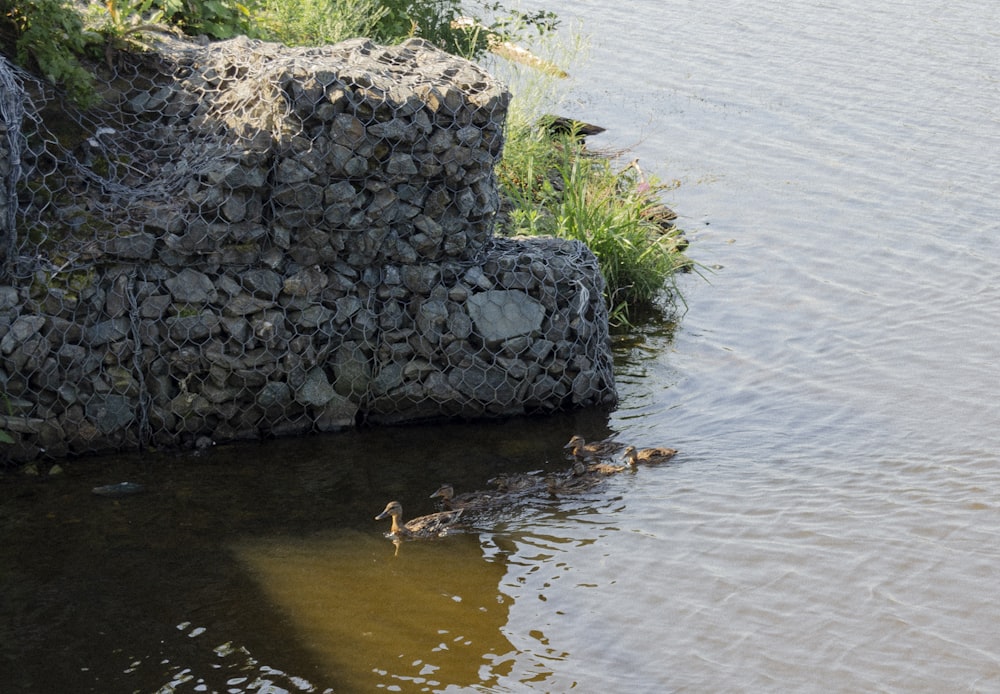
[366,237,617,424]
[0,37,617,464]
[122,36,508,271]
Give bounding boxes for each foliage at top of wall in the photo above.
[0,0,558,106]
[1,0,102,106]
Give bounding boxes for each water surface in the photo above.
[4,0,1000,691]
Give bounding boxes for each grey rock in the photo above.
[165,269,218,303]
[467,290,545,343]
[1,34,621,463]
[282,266,328,297]
[106,232,157,260]
[297,367,337,406]
[0,286,19,310]
[332,342,371,397]
[86,394,135,434]
[1,315,46,354]
[242,269,283,298]
[314,393,358,431]
[400,265,439,295]
[86,318,130,346]
[258,381,292,408]
[167,312,222,343]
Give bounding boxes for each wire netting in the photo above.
[0,35,616,464]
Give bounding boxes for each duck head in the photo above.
[429,484,455,501]
[375,500,403,521]
[622,446,638,467]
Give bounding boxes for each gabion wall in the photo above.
[0,36,616,464]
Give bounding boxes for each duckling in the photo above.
[490,471,547,496]
[564,434,625,460]
[546,461,601,496]
[374,500,464,539]
[585,458,633,475]
[429,484,500,511]
[622,444,678,466]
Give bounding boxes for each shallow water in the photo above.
[4,0,1000,691]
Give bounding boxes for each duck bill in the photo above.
[374,510,390,520]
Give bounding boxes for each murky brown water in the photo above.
[1,418,629,692]
[5,0,1000,691]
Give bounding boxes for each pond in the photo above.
[4,0,1000,691]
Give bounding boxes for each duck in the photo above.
[429,484,500,512]
[539,114,606,142]
[374,500,464,539]
[622,444,679,466]
[546,461,601,496]
[585,458,633,475]
[564,434,625,460]
[490,470,547,496]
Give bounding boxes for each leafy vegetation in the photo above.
[489,30,692,325]
[1,0,102,106]
[1,0,559,99]
[498,117,691,325]
[97,0,254,40]
[253,0,387,47]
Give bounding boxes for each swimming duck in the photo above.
[374,500,464,539]
[546,461,602,496]
[585,458,633,475]
[539,114,606,141]
[490,471,547,496]
[622,444,679,466]
[429,484,500,511]
[564,435,625,460]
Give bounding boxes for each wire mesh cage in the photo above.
[0,35,616,464]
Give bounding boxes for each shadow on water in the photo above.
[0,411,636,692]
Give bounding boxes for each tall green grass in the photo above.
[497,113,691,326]
[253,0,387,46]
[483,25,693,326]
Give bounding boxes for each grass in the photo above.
[252,0,387,46]
[475,20,694,327]
[496,108,692,327]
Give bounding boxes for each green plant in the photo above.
[87,0,173,51]
[103,0,167,30]
[154,0,253,39]
[367,0,559,61]
[491,24,694,326]
[252,0,386,47]
[1,0,102,106]
[498,119,690,326]
[88,0,252,44]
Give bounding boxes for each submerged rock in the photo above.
[92,481,146,497]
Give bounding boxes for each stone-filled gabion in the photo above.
[0,37,616,464]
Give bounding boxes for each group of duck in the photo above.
[374,435,678,540]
